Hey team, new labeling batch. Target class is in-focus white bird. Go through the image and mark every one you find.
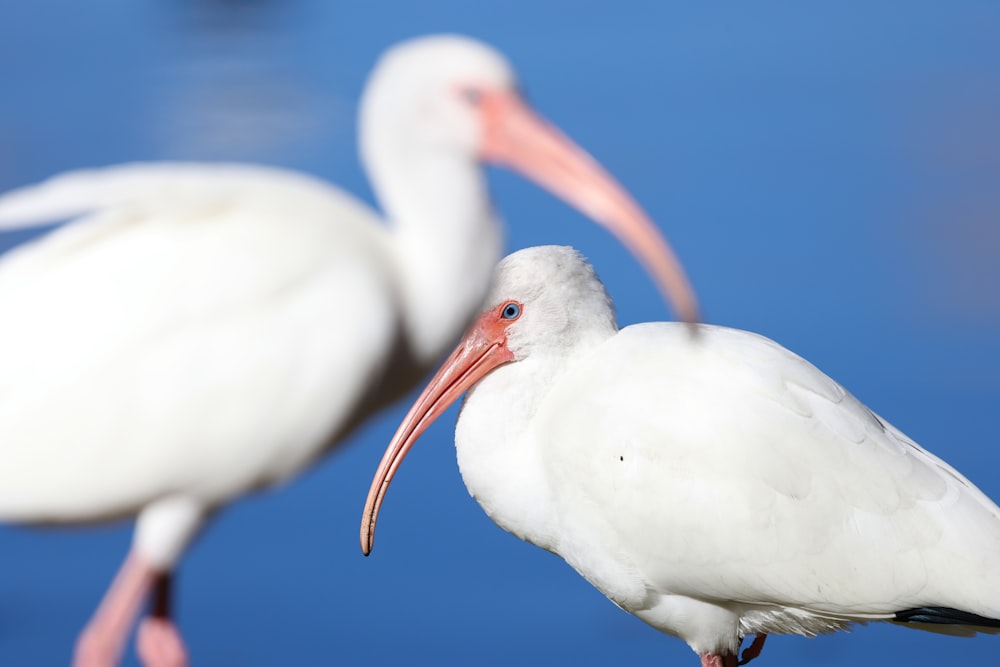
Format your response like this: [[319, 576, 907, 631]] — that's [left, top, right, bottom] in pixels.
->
[[0, 37, 699, 667], [362, 245, 1000, 667]]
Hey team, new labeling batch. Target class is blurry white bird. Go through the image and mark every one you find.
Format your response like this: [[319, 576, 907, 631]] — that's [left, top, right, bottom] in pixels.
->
[[0, 36, 699, 667], [362, 245, 1000, 667]]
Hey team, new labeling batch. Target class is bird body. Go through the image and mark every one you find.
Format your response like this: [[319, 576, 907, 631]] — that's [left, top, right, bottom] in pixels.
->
[[0, 165, 399, 529], [0, 35, 698, 666], [363, 245, 1000, 666], [463, 321, 1000, 650]]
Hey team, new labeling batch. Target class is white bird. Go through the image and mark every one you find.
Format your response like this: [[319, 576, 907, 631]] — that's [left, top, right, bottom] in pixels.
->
[[0, 37, 699, 667], [362, 245, 1000, 667]]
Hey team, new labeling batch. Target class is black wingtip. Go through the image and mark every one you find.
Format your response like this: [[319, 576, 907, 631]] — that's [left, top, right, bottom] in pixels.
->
[[894, 607, 1000, 628]]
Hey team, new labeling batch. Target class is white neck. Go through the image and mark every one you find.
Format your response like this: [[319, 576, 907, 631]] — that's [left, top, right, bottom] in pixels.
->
[[368, 148, 503, 365]]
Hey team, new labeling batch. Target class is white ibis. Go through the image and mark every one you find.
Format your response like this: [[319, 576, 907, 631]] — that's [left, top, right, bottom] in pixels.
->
[[0, 36, 698, 667], [361, 245, 1000, 667]]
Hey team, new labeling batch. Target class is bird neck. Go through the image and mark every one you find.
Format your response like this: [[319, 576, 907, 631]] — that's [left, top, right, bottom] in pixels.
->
[[453, 353, 579, 552], [373, 152, 503, 365]]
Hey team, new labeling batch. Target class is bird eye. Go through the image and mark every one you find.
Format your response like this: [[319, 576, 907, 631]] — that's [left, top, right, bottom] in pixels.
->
[[460, 87, 483, 105], [501, 302, 521, 320]]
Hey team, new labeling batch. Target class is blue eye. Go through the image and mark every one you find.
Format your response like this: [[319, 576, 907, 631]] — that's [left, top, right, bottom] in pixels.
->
[[501, 302, 521, 320]]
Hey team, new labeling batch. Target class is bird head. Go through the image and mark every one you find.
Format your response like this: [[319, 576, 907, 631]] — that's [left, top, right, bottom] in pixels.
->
[[359, 34, 699, 326], [359, 246, 618, 555]]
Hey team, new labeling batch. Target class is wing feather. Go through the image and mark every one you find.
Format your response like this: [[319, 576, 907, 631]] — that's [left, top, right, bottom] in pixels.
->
[[540, 323, 1000, 622], [0, 164, 398, 522]]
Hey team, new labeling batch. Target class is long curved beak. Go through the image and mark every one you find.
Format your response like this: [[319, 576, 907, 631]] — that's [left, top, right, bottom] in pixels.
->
[[360, 312, 513, 556], [479, 91, 699, 325]]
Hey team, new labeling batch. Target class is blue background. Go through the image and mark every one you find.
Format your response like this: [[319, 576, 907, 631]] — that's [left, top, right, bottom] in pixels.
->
[[1, 2, 998, 665]]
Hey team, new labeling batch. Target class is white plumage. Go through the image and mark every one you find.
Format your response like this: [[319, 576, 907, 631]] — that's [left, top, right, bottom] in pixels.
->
[[362, 245, 1000, 667], [0, 34, 697, 667], [0, 165, 393, 526]]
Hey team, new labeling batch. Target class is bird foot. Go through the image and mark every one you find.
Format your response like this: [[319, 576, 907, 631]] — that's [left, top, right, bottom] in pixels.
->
[[137, 617, 189, 667], [700, 653, 737, 667]]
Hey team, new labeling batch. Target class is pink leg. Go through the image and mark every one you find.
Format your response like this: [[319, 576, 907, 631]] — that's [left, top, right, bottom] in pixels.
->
[[137, 620, 188, 667], [74, 551, 156, 667], [738, 634, 767, 665], [136, 573, 188, 667], [700, 633, 769, 667]]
